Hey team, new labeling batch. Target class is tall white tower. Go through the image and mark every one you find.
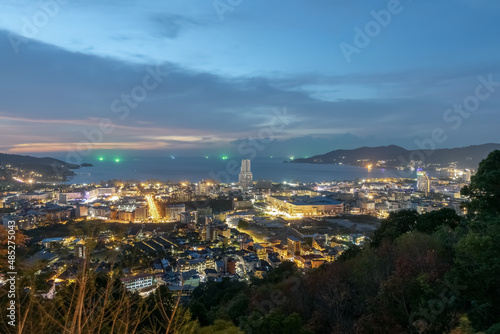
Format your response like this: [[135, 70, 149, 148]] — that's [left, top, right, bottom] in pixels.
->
[[417, 170, 430, 196], [239, 159, 253, 188]]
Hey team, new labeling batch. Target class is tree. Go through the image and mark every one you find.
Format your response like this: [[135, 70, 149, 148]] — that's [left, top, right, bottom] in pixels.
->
[[371, 210, 419, 247], [237, 220, 249, 230], [450, 151, 500, 331], [416, 208, 461, 234], [461, 150, 500, 216], [196, 319, 243, 334], [450, 219, 500, 331]]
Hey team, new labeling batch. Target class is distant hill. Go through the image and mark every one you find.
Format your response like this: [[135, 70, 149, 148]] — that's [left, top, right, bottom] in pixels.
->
[[0, 153, 80, 182], [292, 143, 500, 169]]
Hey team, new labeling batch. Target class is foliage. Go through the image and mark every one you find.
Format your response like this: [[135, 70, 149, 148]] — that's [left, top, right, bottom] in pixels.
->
[[461, 150, 500, 216], [237, 220, 249, 230], [196, 320, 243, 334], [370, 209, 419, 247]]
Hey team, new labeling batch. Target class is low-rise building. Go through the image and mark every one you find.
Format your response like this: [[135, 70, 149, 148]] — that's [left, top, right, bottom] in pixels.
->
[[120, 274, 155, 292]]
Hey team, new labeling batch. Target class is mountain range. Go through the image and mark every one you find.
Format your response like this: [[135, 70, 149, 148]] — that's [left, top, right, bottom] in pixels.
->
[[291, 143, 500, 169]]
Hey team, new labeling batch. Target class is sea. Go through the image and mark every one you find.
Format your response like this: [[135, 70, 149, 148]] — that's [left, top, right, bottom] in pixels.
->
[[60, 156, 414, 185]]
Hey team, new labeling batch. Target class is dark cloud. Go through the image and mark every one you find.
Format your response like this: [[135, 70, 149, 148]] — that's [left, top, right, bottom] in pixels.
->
[[0, 27, 499, 155]]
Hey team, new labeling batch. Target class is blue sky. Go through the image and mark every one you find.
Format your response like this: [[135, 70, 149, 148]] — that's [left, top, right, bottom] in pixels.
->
[[0, 0, 499, 159]]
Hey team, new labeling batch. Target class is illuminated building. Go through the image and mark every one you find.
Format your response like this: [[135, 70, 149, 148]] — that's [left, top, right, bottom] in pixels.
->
[[196, 180, 213, 196], [120, 274, 155, 292], [74, 244, 86, 259], [165, 204, 185, 221], [238, 159, 253, 188], [118, 211, 134, 221], [417, 170, 431, 196], [268, 196, 344, 216], [134, 206, 148, 220], [287, 236, 302, 256], [18, 193, 50, 201]]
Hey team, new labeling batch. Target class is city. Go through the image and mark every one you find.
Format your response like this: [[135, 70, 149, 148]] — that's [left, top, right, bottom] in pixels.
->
[[1, 1, 500, 333], [1, 159, 474, 296]]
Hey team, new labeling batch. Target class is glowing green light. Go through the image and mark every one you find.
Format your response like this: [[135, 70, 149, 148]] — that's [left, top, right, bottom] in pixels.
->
[[221, 156, 228, 160], [290, 156, 294, 161], [115, 158, 121, 163], [98, 157, 104, 161], [205, 156, 209, 159]]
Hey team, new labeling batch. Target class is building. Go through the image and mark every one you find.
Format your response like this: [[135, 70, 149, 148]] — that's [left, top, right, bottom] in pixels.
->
[[226, 258, 236, 275], [58, 191, 84, 203], [238, 159, 253, 188], [134, 206, 148, 220], [203, 224, 219, 242], [98, 187, 116, 196], [76, 206, 88, 218], [120, 274, 155, 292], [119, 211, 134, 221], [18, 193, 50, 201], [196, 180, 213, 196], [268, 196, 344, 216], [3, 214, 37, 230], [74, 244, 86, 259], [417, 170, 431, 196], [165, 204, 185, 221], [287, 236, 301, 256], [195, 207, 212, 224], [233, 198, 253, 210]]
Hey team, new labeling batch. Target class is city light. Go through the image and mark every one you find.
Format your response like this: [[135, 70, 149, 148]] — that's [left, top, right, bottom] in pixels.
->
[[145, 194, 161, 219], [99, 157, 104, 161], [115, 158, 121, 163]]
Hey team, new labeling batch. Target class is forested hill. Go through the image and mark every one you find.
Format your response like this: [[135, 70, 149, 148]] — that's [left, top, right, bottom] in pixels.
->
[[0, 153, 79, 182], [0, 153, 78, 168], [292, 143, 500, 168]]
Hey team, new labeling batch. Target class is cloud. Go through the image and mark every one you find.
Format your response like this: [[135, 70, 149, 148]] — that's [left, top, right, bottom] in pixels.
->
[[151, 14, 198, 39], [8, 142, 169, 153], [0, 2, 499, 157]]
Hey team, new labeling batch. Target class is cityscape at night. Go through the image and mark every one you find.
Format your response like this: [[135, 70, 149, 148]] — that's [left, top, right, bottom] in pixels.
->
[[1, 1, 500, 333]]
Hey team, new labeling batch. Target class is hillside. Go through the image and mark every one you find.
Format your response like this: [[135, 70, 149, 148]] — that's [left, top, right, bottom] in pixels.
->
[[292, 143, 500, 169], [0, 153, 79, 183]]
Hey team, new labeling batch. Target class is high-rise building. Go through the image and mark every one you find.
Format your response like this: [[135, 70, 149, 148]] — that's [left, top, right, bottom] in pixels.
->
[[417, 170, 430, 196], [287, 236, 301, 257], [239, 159, 253, 188], [464, 169, 472, 182]]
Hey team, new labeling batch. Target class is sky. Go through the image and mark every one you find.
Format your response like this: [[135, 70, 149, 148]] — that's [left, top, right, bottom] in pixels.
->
[[0, 0, 499, 160]]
